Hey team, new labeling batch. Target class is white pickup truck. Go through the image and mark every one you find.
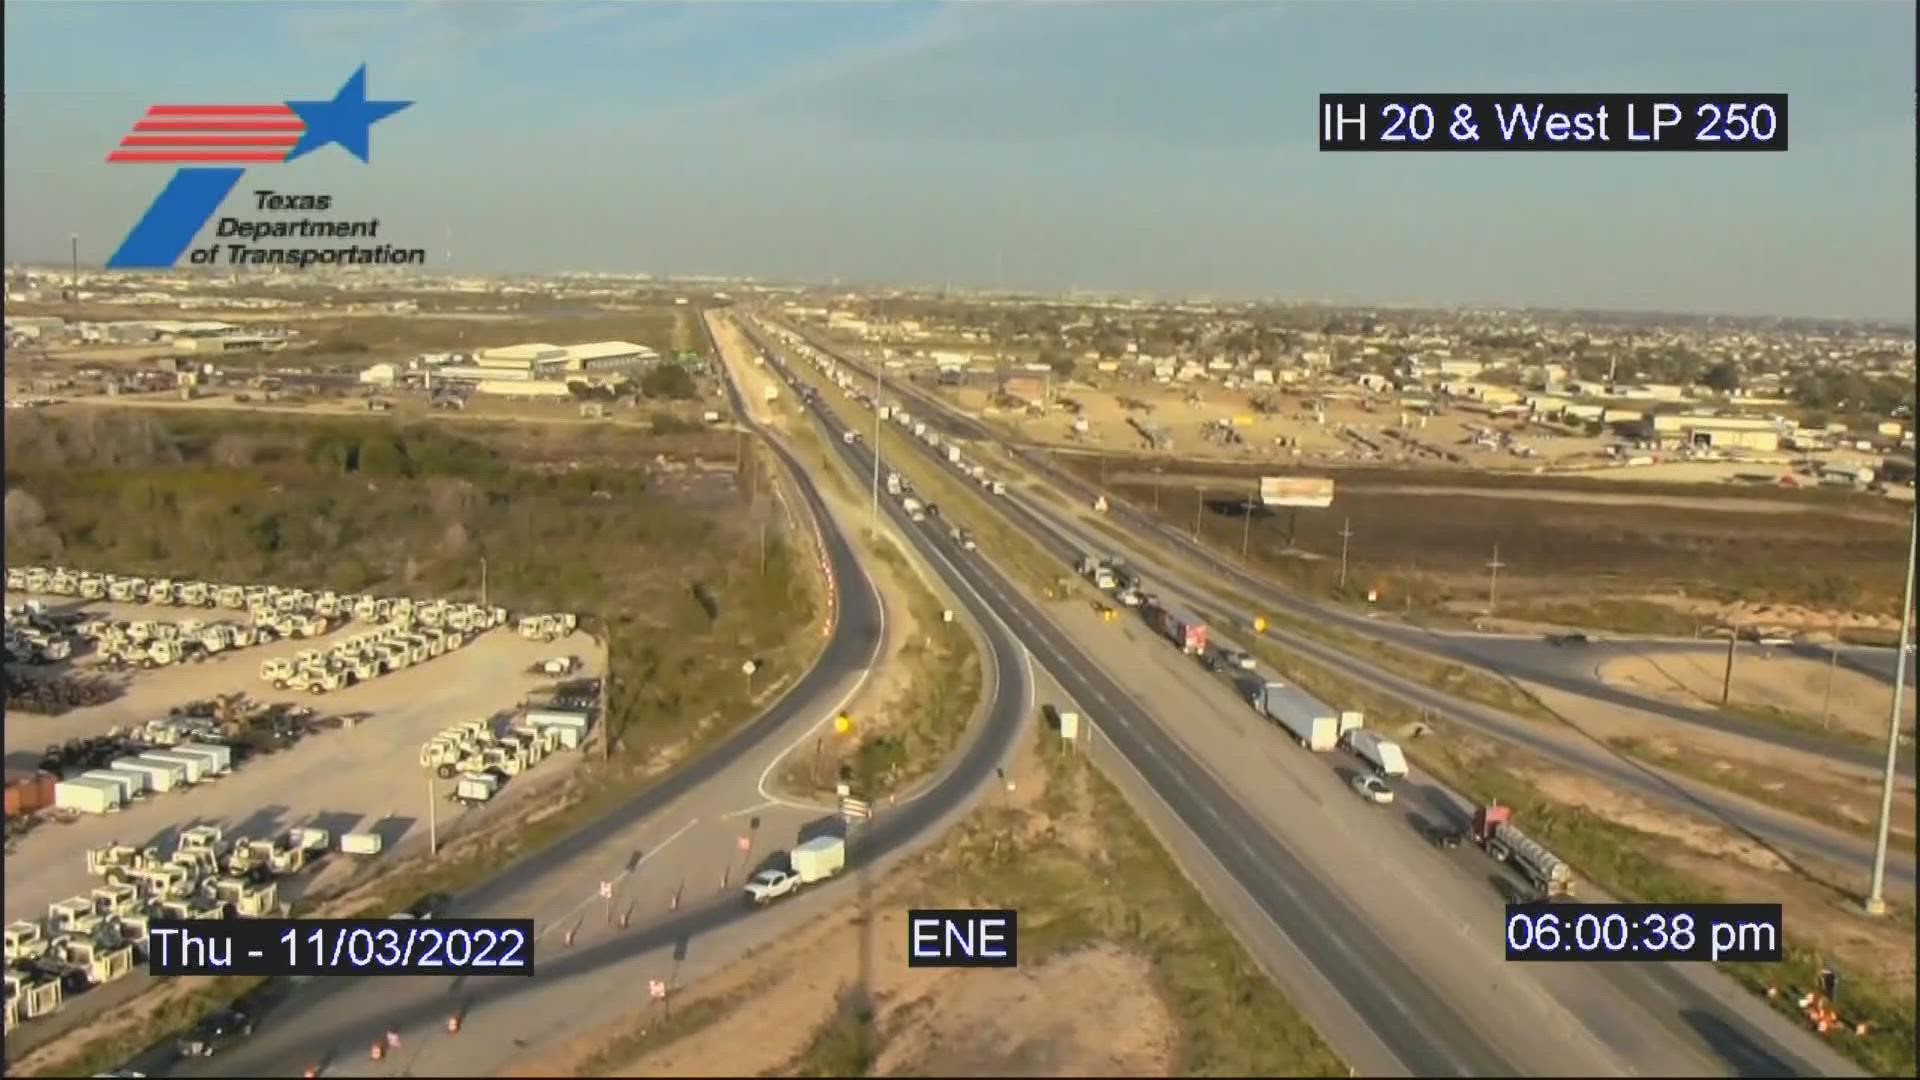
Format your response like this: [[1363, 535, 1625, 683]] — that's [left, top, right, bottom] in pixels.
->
[[744, 836, 845, 905]]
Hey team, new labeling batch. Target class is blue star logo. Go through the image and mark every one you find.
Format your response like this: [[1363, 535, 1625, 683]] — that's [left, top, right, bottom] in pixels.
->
[[283, 65, 412, 164]]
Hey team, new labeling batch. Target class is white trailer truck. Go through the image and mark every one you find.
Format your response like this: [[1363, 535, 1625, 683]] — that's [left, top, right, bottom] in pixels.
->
[[1344, 729, 1409, 778], [1257, 682, 1339, 751]]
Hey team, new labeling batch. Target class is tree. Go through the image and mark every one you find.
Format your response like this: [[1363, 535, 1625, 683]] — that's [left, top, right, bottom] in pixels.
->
[[1702, 362, 1741, 393], [641, 364, 696, 400]]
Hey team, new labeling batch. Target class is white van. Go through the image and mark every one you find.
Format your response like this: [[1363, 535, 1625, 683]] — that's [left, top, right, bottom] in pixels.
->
[[1345, 729, 1408, 779]]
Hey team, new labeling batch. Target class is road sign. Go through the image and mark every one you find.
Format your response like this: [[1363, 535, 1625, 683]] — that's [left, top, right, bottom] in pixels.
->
[[649, 979, 667, 1000], [834, 713, 852, 734], [599, 881, 613, 900], [1253, 616, 1269, 634], [741, 659, 758, 675], [737, 834, 751, 853], [840, 796, 872, 821]]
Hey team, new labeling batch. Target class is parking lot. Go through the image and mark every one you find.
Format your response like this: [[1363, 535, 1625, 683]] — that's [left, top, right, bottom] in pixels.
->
[[4, 592, 602, 927]]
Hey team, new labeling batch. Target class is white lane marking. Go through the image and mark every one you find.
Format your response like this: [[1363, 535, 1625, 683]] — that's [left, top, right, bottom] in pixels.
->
[[754, 507, 890, 809], [718, 799, 779, 821], [537, 816, 701, 940]]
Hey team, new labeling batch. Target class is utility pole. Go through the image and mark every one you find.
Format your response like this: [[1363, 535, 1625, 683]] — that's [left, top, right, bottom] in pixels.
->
[[69, 234, 80, 322], [480, 556, 488, 610], [1721, 626, 1738, 706], [1821, 624, 1839, 730], [1193, 487, 1206, 543], [1338, 517, 1355, 590], [1484, 544, 1505, 615], [1865, 505, 1917, 917], [427, 777, 438, 857], [1240, 499, 1254, 558], [759, 521, 768, 576], [601, 623, 613, 764], [870, 366, 884, 529]]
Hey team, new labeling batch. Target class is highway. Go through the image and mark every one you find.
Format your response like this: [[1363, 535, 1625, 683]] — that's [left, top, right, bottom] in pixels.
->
[[778, 317, 1911, 779], [111, 312, 1040, 1078], [770, 319, 1914, 885], [744, 318, 1865, 1078]]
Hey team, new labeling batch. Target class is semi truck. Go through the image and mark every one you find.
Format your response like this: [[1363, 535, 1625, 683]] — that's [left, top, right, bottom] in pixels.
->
[[744, 835, 845, 905], [1143, 600, 1208, 655], [1460, 803, 1574, 898], [1343, 729, 1408, 778], [1256, 681, 1339, 751]]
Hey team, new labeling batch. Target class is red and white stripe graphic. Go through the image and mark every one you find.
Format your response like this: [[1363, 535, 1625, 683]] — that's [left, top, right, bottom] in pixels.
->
[[108, 104, 305, 164]]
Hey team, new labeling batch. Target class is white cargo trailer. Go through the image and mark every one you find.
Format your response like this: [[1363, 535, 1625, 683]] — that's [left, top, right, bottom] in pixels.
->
[[54, 778, 124, 814], [1258, 682, 1339, 751], [1338, 711, 1365, 739], [112, 758, 178, 793], [138, 750, 207, 785], [80, 768, 147, 801], [174, 741, 234, 774], [1344, 729, 1409, 778]]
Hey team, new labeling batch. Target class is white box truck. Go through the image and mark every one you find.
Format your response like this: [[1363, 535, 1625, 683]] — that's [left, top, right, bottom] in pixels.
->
[[1337, 711, 1365, 739], [1258, 682, 1339, 751], [1345, 729, 1409, 779], [744, 835, 846, 905], [55, 778, 123, 815], [947, 445, 963, 465], [138, 750, 206, 785]]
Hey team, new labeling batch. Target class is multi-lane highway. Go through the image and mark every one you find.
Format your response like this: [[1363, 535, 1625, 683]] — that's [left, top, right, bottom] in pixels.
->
[[745, 316, 1864, 1078], [106, 312, 1040, 1078], [779, 316, 1910, 779]]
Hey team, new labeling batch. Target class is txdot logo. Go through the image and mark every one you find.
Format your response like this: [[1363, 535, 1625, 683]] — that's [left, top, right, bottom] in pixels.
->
[[106, 65, 422, 271]]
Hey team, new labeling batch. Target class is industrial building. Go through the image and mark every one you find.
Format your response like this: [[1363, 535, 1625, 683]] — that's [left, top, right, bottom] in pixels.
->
[[475, 343, 573, 379], [562, 341, 657, 373], [173, 333, 285, 355], [1641, 413, 1783, 452]]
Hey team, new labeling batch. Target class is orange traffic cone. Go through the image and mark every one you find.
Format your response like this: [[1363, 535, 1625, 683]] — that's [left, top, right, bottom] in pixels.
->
[[447, 1014, 461, 1034]]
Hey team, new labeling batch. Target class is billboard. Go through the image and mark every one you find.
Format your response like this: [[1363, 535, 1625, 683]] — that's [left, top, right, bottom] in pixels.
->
[[1259, 476, 1335, 508]]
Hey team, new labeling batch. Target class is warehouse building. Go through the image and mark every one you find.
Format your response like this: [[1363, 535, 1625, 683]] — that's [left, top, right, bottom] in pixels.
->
[[562, 340, 657, 373], [473, 380, 573, 399], [173, 333, 285, 355], [475, 343, 573, 379], [1641, 413, 1782, 452]]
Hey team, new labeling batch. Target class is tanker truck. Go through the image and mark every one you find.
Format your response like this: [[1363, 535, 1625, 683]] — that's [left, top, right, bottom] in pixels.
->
[[1461, 802, 1574, 899]]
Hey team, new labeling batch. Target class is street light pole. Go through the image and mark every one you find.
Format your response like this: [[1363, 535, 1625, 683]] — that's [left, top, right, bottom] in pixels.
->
[[1821, 624, 1839, 730], [1193, 487, 1206, 543], [1338, 517, 1354, 590], [1865, 504, 1917, 916], [870, 367, 883, 529], [1240, 499, 1254, 558], [1484, 544, 1505, 615]]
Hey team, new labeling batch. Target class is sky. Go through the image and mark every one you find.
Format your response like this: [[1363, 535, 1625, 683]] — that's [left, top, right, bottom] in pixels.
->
[[4, 0, 1914, 321]]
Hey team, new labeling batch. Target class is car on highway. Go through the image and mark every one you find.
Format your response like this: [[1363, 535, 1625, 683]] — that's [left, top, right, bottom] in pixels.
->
[[1221, 648, 1256, 670], [949, 527, 977, 550], [1545, 632, 1590, 647], [1350, 774, 1395, 805], [176, 1006, 253, 1058]]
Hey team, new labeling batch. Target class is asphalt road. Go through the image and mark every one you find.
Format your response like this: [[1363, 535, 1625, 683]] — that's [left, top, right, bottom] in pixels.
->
[[772, 318, 1912, 778], [753, 325, 1869, 1077], [110, 317, 1040, 1078]]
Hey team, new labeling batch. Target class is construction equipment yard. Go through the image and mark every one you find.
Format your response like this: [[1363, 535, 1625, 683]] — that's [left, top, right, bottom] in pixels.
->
[[3, 579, 603, 941]]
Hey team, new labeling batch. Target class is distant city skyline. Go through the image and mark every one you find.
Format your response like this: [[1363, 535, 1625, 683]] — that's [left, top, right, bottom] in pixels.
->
[[5, 1, 1915, 322]]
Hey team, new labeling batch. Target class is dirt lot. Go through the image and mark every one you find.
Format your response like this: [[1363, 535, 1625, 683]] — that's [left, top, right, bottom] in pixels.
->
[[1521, 677, 1916, 846], [3, 593, 602, 926], [1599, 651, 1917, 743]]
